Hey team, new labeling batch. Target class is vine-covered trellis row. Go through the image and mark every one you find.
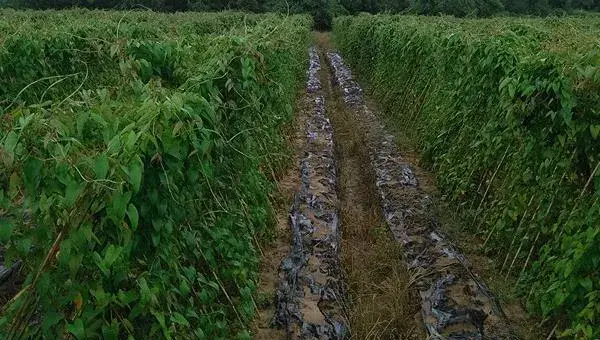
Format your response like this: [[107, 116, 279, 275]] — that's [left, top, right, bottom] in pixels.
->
[[0, 11, 311, 339], [333, 14, 600, 338]]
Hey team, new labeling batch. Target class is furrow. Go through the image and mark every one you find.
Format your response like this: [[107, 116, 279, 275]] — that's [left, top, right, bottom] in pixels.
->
[[272, 47, 347, 339], [326, 51, 511, 340]]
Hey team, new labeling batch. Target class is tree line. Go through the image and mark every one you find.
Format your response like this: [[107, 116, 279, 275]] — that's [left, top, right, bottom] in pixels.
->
[[2, 0, 600, 28]]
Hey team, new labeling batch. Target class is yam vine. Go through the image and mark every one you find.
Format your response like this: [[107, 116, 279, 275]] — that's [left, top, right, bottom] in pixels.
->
[[0, 10, 310, 339], [333, 14, 600, 338]]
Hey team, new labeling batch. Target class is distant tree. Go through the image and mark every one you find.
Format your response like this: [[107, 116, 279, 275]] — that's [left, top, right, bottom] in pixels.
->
[[2, 0, 600, 18], [164, 0, 187, 10], [476, 0, 504, 15], [502, 0, 529, 12], [377, 0, 410, 12], [437, 0, 478, 16]]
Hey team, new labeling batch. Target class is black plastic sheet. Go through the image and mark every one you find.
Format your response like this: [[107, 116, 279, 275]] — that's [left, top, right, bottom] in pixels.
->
[[327, 51, 511, 340], [272, 48, 348, 339]]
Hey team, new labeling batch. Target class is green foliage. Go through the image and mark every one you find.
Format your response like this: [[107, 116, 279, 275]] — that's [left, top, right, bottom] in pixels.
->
[[334, 14, 600, 338], [3, 0, 600, 18], [0, 9, 310, 338]]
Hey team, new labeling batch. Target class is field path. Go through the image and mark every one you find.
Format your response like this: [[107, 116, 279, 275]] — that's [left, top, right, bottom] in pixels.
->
[[323, 43, 511, 339], [256, 37, 513, 339]]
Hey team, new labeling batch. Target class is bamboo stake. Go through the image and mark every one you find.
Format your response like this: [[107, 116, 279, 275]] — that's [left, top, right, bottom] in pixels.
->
[[506, 199, 542, 278], [472, 145, 511, 226], [558, 158, 600, 238], [516, 154, 572, 283], [516, 230, 540, 283], [501, 194, 534, 272]]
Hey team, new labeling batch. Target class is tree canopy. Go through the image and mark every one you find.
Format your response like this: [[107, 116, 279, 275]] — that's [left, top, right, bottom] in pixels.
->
[[3, 0, 600, 23]]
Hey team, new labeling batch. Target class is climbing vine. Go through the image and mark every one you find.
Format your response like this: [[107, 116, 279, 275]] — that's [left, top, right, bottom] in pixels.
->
[[0, 10, 310, 338], [334, 14, 600, 338]]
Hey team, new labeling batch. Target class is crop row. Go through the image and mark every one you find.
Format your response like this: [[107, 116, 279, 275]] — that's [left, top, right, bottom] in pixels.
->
[[333, 14, 600, 338], [0, 10, 310, 338]]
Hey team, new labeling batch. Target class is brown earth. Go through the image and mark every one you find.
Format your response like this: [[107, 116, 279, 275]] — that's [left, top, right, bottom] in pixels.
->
[[253, 32, 548, 339], [251, 86, 311, 340]]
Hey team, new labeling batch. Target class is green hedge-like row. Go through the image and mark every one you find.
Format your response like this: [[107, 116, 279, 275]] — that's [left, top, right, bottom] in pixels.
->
[[334, 14, 600, 338], [0, 9, 289, 105], [0, 11, 310, 339]]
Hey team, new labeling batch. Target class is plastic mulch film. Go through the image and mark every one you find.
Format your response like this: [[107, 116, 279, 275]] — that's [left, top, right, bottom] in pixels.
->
[[272, 48, 348, 339], [327, 51, 511, 340]]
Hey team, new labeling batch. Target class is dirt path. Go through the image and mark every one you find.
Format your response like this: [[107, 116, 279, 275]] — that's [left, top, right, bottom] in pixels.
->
[[251, 88, 307, 340], [254, 34, 525, 339], [315, 36, 425, 340], [255, 47, 347, 339]]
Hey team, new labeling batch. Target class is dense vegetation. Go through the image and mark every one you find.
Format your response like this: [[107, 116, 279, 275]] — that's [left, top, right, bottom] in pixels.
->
[[333, 14, 600, 338], [3, 0, 600, 18], [0, 9, 310, 338]]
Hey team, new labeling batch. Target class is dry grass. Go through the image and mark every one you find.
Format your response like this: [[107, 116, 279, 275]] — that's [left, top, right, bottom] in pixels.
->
[[334, 132, 423, 340], [341, 208, 422, 340], [316, 37, 424, 338]]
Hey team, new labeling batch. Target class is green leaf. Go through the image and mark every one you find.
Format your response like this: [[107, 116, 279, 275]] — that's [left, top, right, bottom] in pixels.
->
[[127, 204, 139, 231], [171, 312, 190, 326], [151, 233, 160, 247], [179, 279, 191, 296], [125, 130, 137, 151], [2, 131, 18, 167], [23, 158, 42, 194], [104, 245, 122, 268], [117, 289, 138, 305], [110, 44, 119, 58], [0, 220, 14, 243], [102, 320, 119, 340], [94, 153, 109, 180], [508, 82, 516, 98], [172, 122, 184, 136], [128, 160, 143, 192], [108, 134, 121, 153], [4, 131, 18, 152], [590, 125, 600, 139], [94, 252, 109, 277], [64, 180, 86, 208], [152, 310, 170, 339], [139, 278, 151, 303], [67, 319, 85, 339], [17, 237, 32, 255], [580, 277, 593, 291], [42, 311, 63, 333], [108, 191, 132, 225], [68, 254, 83, 277]]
